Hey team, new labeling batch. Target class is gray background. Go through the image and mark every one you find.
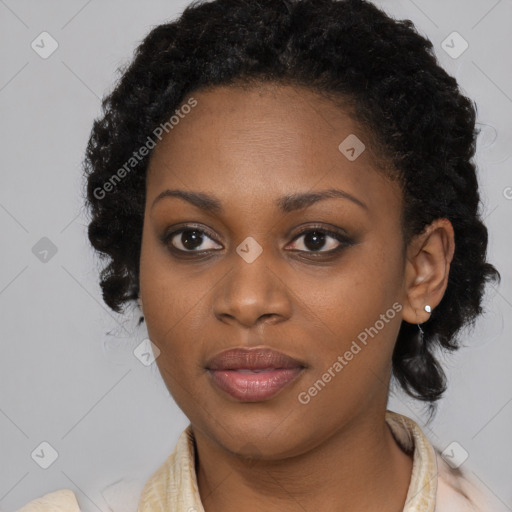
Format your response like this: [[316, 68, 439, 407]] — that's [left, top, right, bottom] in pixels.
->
[[0, 1, 511, 511]]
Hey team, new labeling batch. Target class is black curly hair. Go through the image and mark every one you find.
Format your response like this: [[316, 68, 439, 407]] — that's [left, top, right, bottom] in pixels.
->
[[82, 0, 500, 412]]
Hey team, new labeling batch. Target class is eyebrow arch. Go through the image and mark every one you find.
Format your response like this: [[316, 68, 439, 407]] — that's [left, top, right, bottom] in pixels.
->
[[150, 188, 368, 214]]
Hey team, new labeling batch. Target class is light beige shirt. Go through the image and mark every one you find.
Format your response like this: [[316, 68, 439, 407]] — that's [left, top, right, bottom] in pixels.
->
[[16, 411, 509, 511]]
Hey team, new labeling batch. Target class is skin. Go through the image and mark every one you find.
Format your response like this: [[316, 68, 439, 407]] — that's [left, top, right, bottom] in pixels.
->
[[138, 83, 455, 512]]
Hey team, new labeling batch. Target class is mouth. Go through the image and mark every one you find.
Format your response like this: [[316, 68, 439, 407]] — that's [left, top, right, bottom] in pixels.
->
[[207, 367, 304, 402], [205, 347, 306, 402]]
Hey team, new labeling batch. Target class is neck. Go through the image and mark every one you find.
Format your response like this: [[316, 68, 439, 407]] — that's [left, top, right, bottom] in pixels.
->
[[193, 408, 413, 512]]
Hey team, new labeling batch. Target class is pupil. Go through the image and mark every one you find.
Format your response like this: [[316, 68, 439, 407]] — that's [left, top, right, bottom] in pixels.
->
[[182, 230, 203, 250], [304, 230, 325, 251]]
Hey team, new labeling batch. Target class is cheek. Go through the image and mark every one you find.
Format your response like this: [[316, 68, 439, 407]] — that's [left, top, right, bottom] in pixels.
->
[[292, 238, 403, 376], [140, 258, 209, 408], [300, 241, 401, 327], [139, 238, 203, 356], [345, 231, 404, 307]]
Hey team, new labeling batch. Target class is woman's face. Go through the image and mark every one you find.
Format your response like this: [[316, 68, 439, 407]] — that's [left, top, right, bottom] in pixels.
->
[[139, 83, 410, 458]]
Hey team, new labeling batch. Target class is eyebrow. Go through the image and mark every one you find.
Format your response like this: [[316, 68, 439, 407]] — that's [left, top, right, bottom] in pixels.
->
[[150, 188, 368, 214]]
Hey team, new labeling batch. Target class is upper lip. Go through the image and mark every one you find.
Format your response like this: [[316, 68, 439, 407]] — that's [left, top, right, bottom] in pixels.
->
[[206, 347, 306, 371]]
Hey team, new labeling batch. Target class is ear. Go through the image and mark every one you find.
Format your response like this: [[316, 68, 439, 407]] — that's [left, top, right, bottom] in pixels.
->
[[401, 218, 455, 324]]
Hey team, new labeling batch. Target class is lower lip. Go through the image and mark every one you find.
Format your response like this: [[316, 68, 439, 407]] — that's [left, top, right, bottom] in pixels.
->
[[208, 368, 304, 402]]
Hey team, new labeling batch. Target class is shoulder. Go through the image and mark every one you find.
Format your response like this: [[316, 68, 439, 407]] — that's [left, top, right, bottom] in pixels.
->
[[16, 489, 81, 512], [434, 451, 509, 512], [17, 478, 145, 512], [385, 411, 509, 512]]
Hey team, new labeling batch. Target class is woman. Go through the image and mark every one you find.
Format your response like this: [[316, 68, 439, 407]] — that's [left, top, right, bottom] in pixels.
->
[[18, 0, 508, 510]]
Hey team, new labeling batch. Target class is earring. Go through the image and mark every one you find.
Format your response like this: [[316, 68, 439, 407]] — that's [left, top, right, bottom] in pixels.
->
[[418, 304, 431, 339]]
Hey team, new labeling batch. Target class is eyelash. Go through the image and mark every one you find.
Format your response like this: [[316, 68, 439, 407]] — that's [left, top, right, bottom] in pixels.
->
[[160, 223, 354, 259]]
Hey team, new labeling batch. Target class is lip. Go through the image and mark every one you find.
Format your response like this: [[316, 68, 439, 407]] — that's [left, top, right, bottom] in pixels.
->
[[206, 347, 306, 402]]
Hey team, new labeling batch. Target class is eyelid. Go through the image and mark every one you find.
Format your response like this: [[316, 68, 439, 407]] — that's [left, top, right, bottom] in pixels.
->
[[289, 223, 350, 241]]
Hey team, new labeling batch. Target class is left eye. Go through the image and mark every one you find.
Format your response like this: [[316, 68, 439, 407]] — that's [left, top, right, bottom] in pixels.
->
[[287, 229, 348, 253]]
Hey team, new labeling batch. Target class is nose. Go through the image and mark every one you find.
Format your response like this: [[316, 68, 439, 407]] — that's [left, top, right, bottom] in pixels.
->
[[212, 247, 293, 328]]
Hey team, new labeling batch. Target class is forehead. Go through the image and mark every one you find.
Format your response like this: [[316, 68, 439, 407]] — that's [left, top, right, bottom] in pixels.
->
[[146, 83, 401, 220]]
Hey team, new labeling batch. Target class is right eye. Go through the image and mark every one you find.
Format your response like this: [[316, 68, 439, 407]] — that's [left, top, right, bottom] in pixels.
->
[[163, 227, 223, 253]]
